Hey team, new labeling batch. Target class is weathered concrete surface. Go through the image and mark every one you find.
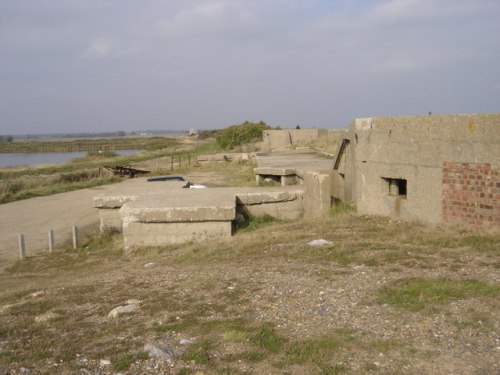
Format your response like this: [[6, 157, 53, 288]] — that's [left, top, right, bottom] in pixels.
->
[[111, 186, 306, 250], [254, 167, 298, 186], [237, 189, 305, 220], [255, 151, 334, 170], [94, 180, 186, 231], [303, 171, 333, 219], [121, 189, 236, 223], [122, 221, 233, 250], [338, 114, 500, 226], [262, 129, 344, 151]]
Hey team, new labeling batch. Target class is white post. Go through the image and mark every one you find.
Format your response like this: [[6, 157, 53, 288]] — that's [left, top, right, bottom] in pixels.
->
[[18, 234, 26, 259], [72, 226, 78, 249], [48, 230, 54, 253]]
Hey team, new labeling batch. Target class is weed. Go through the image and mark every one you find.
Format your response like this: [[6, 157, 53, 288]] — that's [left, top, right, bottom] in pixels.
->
[[181, 340, 213, 364], [114, 354, 134, 371], [377, 277, 500, 311], [329, 200, 354, 216], [250, 323, 285, 353], [283, 330, 355, 365]]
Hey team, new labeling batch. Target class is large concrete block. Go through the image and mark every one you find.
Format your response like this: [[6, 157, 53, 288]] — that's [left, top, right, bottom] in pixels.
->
[[303, 171, 332, 219], [122, 221, 232, 251]]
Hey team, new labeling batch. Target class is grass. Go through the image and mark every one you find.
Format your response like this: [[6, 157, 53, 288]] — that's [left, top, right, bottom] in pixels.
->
[[0, 136, 222, 203], [0, 171, 498, 374], [250, 323, 285, 353], [377, 277, 500, 311], [283, 329, 355, 365]]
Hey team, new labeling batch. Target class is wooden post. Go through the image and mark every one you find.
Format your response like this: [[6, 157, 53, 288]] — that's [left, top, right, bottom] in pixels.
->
[[48, 230, 54, 253], [72, 226, 78, 249], [188, 155, 191, 165], [18, 234, 26, 259], [170, 155, 174, 171], [178, 155, 181, 167]]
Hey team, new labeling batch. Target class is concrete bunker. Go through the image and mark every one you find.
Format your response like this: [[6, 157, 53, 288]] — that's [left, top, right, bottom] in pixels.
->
[[332, 113, 500, 228]]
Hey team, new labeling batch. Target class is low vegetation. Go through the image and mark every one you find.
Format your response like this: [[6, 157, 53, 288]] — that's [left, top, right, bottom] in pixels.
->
[[0, 136, 178, 153], [0, 131, 498, 374], [0, 136, 226, 204], [0, 207, 498, 374], [216, 121, 272, 150]]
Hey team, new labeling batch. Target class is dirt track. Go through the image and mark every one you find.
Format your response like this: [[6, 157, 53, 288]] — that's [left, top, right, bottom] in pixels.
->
[[0, 179, 146, 264]]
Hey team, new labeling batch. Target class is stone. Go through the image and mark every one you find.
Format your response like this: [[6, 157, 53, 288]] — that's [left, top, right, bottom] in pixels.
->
[[144, 262, 155, 268], [35, 311, 62, 323], [107, 301, 140, 318], [179, 338, 193, 345], [143, 343, 176, 360], [307, 239, 333, 247], [30, 291, 46, 298], [99, 359, 111, 366]]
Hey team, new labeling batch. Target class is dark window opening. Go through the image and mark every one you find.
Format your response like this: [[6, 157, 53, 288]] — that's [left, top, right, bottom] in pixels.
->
[[383, 177, 407, 197]]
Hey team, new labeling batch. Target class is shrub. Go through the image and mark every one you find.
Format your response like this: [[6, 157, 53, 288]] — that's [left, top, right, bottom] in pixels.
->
[[216, 121, 271, 150]]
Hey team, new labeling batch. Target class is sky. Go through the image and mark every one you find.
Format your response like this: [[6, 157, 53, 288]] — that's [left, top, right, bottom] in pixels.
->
[[0, 0, 499, 134]]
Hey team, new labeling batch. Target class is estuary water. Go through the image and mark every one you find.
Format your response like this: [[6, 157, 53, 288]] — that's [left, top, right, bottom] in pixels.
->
[[0, 150, 144, 168]]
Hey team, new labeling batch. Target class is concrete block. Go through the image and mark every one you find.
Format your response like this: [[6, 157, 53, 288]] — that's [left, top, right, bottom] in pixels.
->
[[303, 171, 333, 219], [122, 221, 232, 251]]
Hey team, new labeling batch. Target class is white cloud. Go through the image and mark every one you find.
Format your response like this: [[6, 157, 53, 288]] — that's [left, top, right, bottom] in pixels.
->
[[84, 38, 114, 58], [153, 1, 256, 39]]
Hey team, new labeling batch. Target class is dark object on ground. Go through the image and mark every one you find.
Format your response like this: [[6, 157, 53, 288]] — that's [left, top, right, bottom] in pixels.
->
[[147, 176, 185, 182], [104, 165, 150, 178]]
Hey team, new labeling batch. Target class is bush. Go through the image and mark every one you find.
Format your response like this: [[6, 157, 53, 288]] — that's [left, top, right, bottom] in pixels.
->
[[216, 121, 271, 150], [198, 129, 219, 140]]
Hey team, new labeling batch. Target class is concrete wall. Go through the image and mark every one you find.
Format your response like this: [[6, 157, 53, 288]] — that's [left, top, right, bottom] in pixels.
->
[[302, 171, 333, 219], [262, 129, 344, 151], [341, 114, 500, 227]]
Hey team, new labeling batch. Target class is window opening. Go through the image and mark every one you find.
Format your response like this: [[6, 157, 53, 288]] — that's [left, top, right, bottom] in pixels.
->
[[383, 177, 407, 197]]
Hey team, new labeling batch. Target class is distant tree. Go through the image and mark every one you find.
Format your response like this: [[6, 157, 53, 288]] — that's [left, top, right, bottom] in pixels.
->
[[115, 131, 126, 137], [0, 135, 13, 142]]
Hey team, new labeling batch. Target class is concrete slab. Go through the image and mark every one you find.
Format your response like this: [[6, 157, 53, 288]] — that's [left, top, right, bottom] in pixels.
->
[[121, 189, 237, 223]]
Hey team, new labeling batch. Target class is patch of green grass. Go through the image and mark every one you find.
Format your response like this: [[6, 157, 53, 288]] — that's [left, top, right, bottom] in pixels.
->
[[378, 277, 500, 311], [153, 319, 195, 333], [114, 354, 134, 371], [309, 247, 357, 265], [180, 340, 213, 364], [329, 201, 354, 216], [250, 323, 285, 353], [283, 329, 355, 365]]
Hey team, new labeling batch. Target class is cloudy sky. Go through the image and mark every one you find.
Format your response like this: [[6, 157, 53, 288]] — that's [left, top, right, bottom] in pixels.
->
[[0, 0, 499, 134]]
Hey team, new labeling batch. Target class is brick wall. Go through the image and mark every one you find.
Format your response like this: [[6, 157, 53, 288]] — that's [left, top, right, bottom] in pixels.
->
[[442, 162, 499, 228]]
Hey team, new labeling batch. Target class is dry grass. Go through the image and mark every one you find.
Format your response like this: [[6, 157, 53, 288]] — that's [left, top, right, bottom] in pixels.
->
[[0, 208, 498, 374]]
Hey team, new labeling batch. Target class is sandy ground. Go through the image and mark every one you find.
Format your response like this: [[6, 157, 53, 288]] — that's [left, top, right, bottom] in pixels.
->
[[0, 179, 147, 264]]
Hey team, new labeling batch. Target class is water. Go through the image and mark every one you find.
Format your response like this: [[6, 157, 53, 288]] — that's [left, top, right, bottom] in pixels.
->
[[0, 150, 144, 168]]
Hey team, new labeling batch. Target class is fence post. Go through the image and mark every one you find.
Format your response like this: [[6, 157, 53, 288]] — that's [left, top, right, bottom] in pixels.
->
[[72, 226, 78, 249], [18, 234, 26, 259], [171, 156, 174, 171], [178, 155, 181, 167], [188, 155, 191, 165], [48, 230, 54, 253]]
